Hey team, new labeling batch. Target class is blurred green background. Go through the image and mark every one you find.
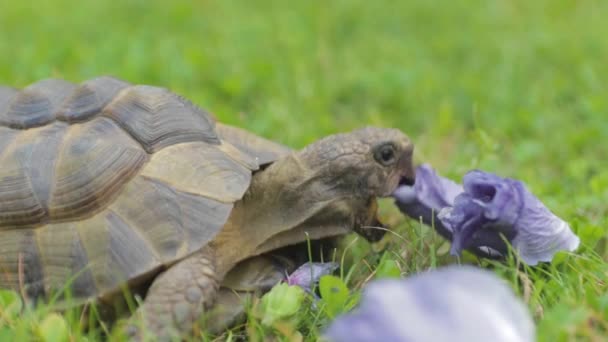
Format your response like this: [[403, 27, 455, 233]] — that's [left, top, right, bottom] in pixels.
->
[[1, 0, 607, 340], [3, 0, 607, 176], [3, 0, 605, 212]]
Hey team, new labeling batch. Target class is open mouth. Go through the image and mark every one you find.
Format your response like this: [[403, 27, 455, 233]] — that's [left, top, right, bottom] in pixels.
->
[[388, 174, 416, 199], [399, 174, 415, 187]]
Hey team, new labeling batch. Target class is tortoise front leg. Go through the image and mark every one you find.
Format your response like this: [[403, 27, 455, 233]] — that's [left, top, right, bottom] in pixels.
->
[[127, 247, 219, 341], [203, 254, 296, 334], [203, 288, 252, 334]]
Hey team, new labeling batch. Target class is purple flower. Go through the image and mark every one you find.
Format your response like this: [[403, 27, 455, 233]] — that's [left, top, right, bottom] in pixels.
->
[[394, 165, 580, 265], [325, 265, 535, 342], [440, 170, 580, 265], [285, 262, 339, 293], [393, 164, 463, 241]]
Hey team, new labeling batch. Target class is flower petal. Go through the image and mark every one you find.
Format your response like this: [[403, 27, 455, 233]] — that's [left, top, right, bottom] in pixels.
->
[[394, 164, 463, 209], [510, 189, 580, 265], [325, 266, 535, 342], [286, 262, 339, 292], [440, 170, 580, 264], [394, 164, 463, 240], [395, 165, 579, 264]]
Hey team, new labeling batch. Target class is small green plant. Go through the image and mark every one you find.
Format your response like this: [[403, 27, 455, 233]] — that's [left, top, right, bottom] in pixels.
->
[[375, 253, 402, 279], [0, 289, 22, 321], [259, 283, 306, 327], [0, 0, 607, 340], [37, 313, 69, 342], [318, 276, 350, 319]]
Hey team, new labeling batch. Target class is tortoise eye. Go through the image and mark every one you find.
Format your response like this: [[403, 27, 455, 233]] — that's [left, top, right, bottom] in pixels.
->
[[374, 144, 397, 166]]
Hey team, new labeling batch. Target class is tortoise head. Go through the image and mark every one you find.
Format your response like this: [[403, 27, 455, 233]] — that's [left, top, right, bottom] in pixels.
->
[[301, 127, 415, 198], [296, 127, 415, 242], [242, 127, 415, 257]]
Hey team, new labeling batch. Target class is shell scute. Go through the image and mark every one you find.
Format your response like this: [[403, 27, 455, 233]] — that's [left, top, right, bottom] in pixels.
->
[[0, 79, 76, 129], [102, 85, 219, 153], [48, 117, 149, 221], [57, 76, 130, 123], [0, 77, 260, 300]]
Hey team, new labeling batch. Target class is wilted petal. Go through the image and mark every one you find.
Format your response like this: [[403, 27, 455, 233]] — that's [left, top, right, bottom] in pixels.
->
[[286, 262, 339, 292], [394, 165, 502, 258], [510, 188, 581, 265], [394, 164, 462, 209], [394, 164, 579, 264], [325, 266, 535, 342], [440, 170, 580, 265], [394, 164, 463, 239]]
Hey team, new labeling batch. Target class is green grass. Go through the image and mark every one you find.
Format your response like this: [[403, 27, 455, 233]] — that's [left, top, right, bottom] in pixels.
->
[[1, 0, 607, 340]]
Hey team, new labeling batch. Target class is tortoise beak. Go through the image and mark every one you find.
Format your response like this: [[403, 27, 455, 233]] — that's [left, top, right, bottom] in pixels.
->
[[398, 154, 416, 187], [383, 152, 416, 198]]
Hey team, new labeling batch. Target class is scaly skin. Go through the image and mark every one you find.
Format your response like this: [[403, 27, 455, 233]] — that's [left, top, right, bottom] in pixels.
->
[[128, 127, 415, 340], [129, 247, 218, 341]]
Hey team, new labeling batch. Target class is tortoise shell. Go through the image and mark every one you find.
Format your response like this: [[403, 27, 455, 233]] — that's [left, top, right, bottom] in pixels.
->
[[0, 77, 259, 301]]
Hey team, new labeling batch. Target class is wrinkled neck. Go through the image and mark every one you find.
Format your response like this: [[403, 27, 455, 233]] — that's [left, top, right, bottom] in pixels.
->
[[243, 152, 347, 247], [212, 152, 358, 274]]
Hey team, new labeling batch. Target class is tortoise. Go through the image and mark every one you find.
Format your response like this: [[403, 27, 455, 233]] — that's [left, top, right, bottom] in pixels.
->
[[0, 76, 415, 339]]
